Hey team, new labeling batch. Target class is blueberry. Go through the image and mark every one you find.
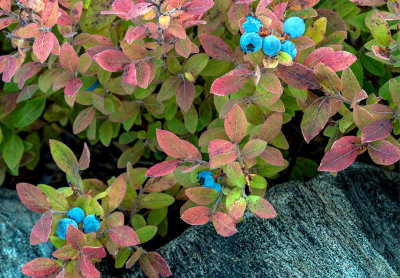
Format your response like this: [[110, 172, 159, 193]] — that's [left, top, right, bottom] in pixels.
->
[[281, 40, 297, 59], [83, 214, 102, 233], [67, 207, 85, 224], [262, 35, 281, 57], [243, 16, 263, 33], [284, 17, 305, 38], [198, 171, 214, 186], [240, 32, 263, 53], [56, 218, 78, 240]]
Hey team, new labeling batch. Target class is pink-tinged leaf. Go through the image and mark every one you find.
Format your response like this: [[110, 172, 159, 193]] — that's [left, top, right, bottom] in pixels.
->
[[70, 1, 83, 25], [80, 255, 100, 278], [274, 2, 288, 19], [33, 32, 54, 63], [73, 107, 95, 134], [303, 47, 335, 68], [176, 79, 195, 112], [65, 77, 82, 97], [125, 25, 147, 43], [208, 139, 237, 169], [144, 175, 176, 193], [353, 105, 376, 129], [52, 245, 79, 260], [127, 3, 153, 19], [289, 0, 320, 11], [41, 0, 59, 28], [259, 146, 285, 166], [82, 246, 107, 259], [78, 142, 90, 170], [228, 2, 249, 31], [258, 113, 282, 142], [109, 226, 140, 246], [2, 56, 16, 82], [57, 8, 72, 26], [139, 255, 159, 278], [108, 174, 127, 212], [183, 0, 214, 15], [148, 252, 172, 277], [181, 206, 211, 225], [60, 42, 78, 72], [185, 187, 219, 205], [228, 198, 246, 221], [349, 0, 384, 5], [175, 37, 192, 58], [111, 0, 135, 19], [212, 212, 238, 237], [318, 136, 361, 172], [368, 140, 400, 166], [156, 129, 201, 160], [210, 69, 252, 96], [145, 160, 181, 177], [318, 51, 357, 72], [16, 183, 51, 213], [0, 16, 14, 30], [301, 97, 330, 143], [66, 225, 86, 250], [0, 0, 11, 11], [362, 119, 393, 143], [291, 36, 315, 50], [51, 33, 60, 55], [126, 248, 143, 268], [21, 258, 61, 277], [86, 46, 119, 59], [30, 210, 52, 244], [93, 50, 129, 72], [246, 195, 277, 219], [167, 20, 186, 39], [372, 45, 391, 60], [199, 34, 234, 61], [136, 62, 151, 89], [242, 139, 267, 159], [276, 63, 320, 90], [225, 105, 247, 143]]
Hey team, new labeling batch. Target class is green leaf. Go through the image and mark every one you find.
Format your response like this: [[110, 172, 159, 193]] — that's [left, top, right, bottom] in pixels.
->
[[49, 140, 78, 176], [115, 248, 131, 269], [226, 162, 245, 188], [14, 97, 46, 128], [249, 175, 267, 189], [80, 0, 116, 34], [3, 133, 24, 170], [136, 225, 158, 244], [184, 53, 209, 77], [147, 208, 168, 226], [131, 214, 147, 230], [38, 184, 69, 212], [99, 120, 113, 147], [369, 11, 391, 47], [138, 193, 175, 209]]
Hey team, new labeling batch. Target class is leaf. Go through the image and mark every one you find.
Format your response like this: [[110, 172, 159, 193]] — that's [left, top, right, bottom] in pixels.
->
[[21, 258, 61, 277], [242, 139, 267, 159], [225, 105, 247, 143], [303, 47, 335, 68], [289, 0, 320, 11], [156, 129, 201, 160], [228, 197, 246, 221], [226, 162, 245, 188], [185, 187, 219, 205], [52, 245, 79, 260], [349, 0, 385, 5], [368, 140, 400, 166], [14, 97, 46, 128], [80, 255, 100, 278], [66, 225, 86, 250], [314, 63, 342, 93], [60, 43, 79, 72], [33, 32, 54, 63], [81, 0, 116, 33], [148, 252, 172, 277], [108, 174, 127, 211], [181, 206, 211, 225], [258, 113, 282, 142], [390, 79, 400, 108], [176, 79, 195, 112], [183, 0, 214, 15], [145, 160, 181, 177], [136, 62, 151, 89], [109, 226, 140, 246], [16, 183, 51, 213], [370, 10, 391, 47], [3, 133, 23, 169], [362, 119, 393, 143], [144, 174, 176, 193], [301, 97, 330, 143], [73, 107, 95, 134], [126, 248, 143, 268], [175, 37, 192, 58], [93, 50, 129, 72], [139, 254, 158, 278], [259, 146, 285, 166], [139, 193, 175, 209], [208, 139, 237, 169], [304, 16, 326, 45], [318, 51, 357, 72], [157, 76, 181, 101], [276, 63, 320, 90], [78, 143, 90, 170], [30, 210, 52, 244], [199, 34, 234, 61], [318, 136, 361, 172], [210, 69, 252, 96], [122, 62, 137, 85], [246, 195, 277, 219], [184, 53, 209, 77], [49, 139, 79, 176], [82, 246, 107, 259], [41, 0, 58, 28], [136, 225, 157, 243], [212, 212, 238, 237], [1, 55, 16, 82], [65, 77, 82, 97]]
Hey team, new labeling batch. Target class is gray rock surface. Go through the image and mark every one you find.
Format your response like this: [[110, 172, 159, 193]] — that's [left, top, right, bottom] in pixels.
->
[[105, 163, 400, 278], [0, 188, 54, 278]]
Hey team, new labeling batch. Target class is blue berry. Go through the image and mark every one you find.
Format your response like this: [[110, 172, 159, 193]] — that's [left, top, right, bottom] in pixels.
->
[[284, 17, 305, 38], [240, 32, 263, 53], [83, 214, 102, 233], [67, 207, 85, 224], [198, 171, 214, 185], [262, 35, 281, 57], [243, 16, 263, 33], [281, 40, 297, 59], [56, 218, 78, 240]]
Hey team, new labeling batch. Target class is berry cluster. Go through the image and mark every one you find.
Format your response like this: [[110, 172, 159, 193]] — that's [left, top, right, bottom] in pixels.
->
[[56, 207, 102, 240], [240, 16, 305, 60], [198, 171, 221, 194]]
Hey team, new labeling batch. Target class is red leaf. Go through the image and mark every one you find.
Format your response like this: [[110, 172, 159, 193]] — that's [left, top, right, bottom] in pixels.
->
[[361, 119, 393, 143], [110, 0, 135, 19], [228, 198, 246, 221], [93, 49, 129, 72], [301, 97, 330, 143], [21, 258, 61, 277], [318, 51, 357, 72], [33, 32, 55, 63], [199, 34, 234, 61], [80, 255, 100, 278], [109, 226, 140, 246], [148, 252, 172, 277], [183, 0, 214, 15], [276, 63, 320, 90], [82, 246, 107, 259], [259, 146, 285, 166], [176, 79, 195, 112], [318, 136, 361, 172], [41, 0, 59, 28], [0, 0, 11, 11], [156, 129, 201, 160], [65, 77, 82, 97], [122, 62, 137, 85], [303, 47, 335, 68], [60, 42, 78, 72], [0, 16, 14, 30], [210, 69, 252, 96], [208, 139, 237, 169], [145, 160, 181, 177], [16, 183, 51, 213], [70, 1, 83, 25], [368, 140, 400, 166], [127, 3, 153, 19], [349, 0, 385, 5], [78, 142, 90, 170], [258, 113, 282, 142], [246, 195, 277, 219], [2, 55, 16, 82], [30, 210, 52, 244], [136, 62, 151, 89], [125, 25, 147, 43], [212, 212, 238, 237], [139, 255, 159, 278], [180, 206, 211, 225], [107, 174, 127, 212], [225, 105, 247, 143], [175, 37, 192, 58], [66, 225, 86, 250]]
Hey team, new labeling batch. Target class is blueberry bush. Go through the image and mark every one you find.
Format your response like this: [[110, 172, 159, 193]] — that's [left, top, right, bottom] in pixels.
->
[[0, 0, 399, 277]]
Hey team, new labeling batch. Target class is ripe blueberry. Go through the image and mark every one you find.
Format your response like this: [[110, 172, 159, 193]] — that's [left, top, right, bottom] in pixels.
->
[[56, 218, 78, 240], [262, 35, 281, 57], [67, 207, 85, 224], [83, 214, 102, 233], [281, 40, 297, 59], [240, 32, 263, 53], [243, 16, 263, 33], [284, 17, 305, 38]]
